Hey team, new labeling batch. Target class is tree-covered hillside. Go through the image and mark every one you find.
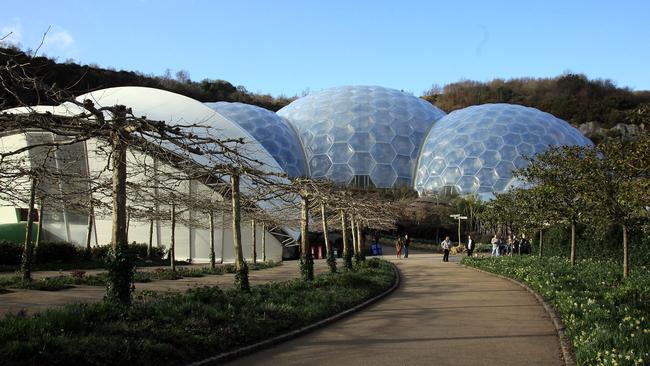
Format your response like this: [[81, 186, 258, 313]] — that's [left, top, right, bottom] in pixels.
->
[[0, 47, 294, 111], [423, 75, 650, 129]]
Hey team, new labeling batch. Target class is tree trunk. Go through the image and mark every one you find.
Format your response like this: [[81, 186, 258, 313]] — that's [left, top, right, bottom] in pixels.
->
[[570, 221, 576, 265], [106, 121, 133, 305], [321, 203, 330, 255], [20, 177, 37, 281], [538, 229, 544, 258], [356, 219, 364, 262], [220, 210, 225, 264], [36, 198, 44, 246], [231, 173, 249, 290], [300, 194, 313, 281], [85, 204, 94, 258], [341, 210, 352, 270], [623, 224, 629, 278], [209, 210, 216, 269], [350, 214, 358, 256], [170, 203, 176, 271], [262, 222, 266, 262], [322, 202, 336, 273], [251, 219, 257, 266], [148, 217, 154, 259]]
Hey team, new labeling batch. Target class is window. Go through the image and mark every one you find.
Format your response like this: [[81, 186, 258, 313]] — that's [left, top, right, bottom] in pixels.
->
[[17, 208, 39, 222]]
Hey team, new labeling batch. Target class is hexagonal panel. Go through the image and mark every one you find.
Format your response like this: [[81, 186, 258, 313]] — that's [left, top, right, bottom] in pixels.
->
[[370, 164, 397, 188], [476, 168, 499, 187], [370, 143, 396, 163], [392, 155, 413, 178], [392, 135, 414, 156], [479, 150, 501, 168], [441, 166, 462, 185], [369, 123, 396, 143], [457, 175, 480, 193], [328, 164, 354, 184], [495, 161, 516, 178], [348, 153, 375, 175], [328, 143, 354, 164], [309, 154, 332, 177], [459, 157, 482, 176]]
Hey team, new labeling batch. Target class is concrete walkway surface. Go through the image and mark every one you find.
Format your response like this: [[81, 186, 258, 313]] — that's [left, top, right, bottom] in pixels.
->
[[226, 252, 563, 366]]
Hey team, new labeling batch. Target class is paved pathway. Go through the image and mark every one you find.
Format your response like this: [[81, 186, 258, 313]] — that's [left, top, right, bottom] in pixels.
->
[[227, 252, 563, 366], [0, 261, 332, 317]]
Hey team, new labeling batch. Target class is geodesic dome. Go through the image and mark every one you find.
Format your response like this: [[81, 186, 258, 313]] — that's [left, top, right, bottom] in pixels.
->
[[277, 86, 446, 188], [414, 103, 593, 199], [205, 102, 307, 178]]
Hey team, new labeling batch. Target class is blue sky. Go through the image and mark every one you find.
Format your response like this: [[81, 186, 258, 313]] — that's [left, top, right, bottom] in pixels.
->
[[2, 0, 649, 97]]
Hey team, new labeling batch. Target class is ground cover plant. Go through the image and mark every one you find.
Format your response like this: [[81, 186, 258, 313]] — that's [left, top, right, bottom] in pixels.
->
[[462, 256, 650, 365], [0, 261, 281, 290], [0, 258, 395, 366]]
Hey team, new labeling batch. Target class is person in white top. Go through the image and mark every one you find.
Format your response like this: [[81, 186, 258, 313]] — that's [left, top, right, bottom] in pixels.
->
[[441, 236, 452, 262], [491, 234, 499, 257], [466, 235, 475, 257]]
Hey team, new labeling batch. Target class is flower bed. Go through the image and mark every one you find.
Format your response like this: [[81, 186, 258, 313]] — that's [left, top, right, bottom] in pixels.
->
[[462, 256, 650, 365]]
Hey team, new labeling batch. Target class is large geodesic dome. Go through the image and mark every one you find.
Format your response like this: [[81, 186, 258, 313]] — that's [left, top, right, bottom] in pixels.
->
[[205, 102, 307, 178], [278, 86, 446, 188], [414, 103, 593, 199]]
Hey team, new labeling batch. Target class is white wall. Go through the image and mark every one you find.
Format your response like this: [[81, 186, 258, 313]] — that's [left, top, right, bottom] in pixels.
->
[[0, 134, 284, 262]]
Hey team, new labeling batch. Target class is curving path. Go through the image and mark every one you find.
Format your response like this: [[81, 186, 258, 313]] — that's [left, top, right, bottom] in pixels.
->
[[226, 252, 563, 366]]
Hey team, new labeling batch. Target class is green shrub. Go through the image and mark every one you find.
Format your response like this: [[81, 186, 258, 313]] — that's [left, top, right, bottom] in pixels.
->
[[92, 243, 166, 262], [34, 242, 81, 263], [0, 241, 22, 265]]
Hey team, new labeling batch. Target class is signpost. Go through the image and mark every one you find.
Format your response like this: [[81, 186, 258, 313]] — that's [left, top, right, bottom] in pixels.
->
[[450, 214, 468, 246]]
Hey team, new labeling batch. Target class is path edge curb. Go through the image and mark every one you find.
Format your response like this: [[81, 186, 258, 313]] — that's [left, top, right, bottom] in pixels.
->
[[188, 262, 401, 366], [462, 264, 576, 366]]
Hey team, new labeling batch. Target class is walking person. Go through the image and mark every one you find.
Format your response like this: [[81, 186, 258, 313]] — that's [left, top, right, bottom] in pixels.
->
[[441, 236, 452, 262], [490, 234, 499, 257], [403, 234, 411, 258], [395, 236, 403, 259], [466, 234, 475, 257]]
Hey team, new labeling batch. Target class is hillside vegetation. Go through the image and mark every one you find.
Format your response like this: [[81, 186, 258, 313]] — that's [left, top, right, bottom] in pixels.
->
[[424, 76, 650, 128]]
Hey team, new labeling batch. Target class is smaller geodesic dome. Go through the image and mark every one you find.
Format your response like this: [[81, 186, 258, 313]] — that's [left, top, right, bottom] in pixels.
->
[[205, 102, 307, 178], [414, 103, 593, 199], [277, 85, 446, 188]]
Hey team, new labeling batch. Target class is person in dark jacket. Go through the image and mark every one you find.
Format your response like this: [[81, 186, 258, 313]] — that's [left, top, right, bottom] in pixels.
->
[[403, 234, 411, 258]]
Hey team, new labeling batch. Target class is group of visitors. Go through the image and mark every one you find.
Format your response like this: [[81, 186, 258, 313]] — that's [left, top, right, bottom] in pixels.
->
[[393, 232, 530, 262], [490, 234, 530, 256], [395, 234, 411, 259]]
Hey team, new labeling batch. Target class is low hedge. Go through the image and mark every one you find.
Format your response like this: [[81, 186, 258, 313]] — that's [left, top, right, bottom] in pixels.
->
[[0, 258, 395, 366], [0, 241, 167, 271], [463, 256, 650, 365], [0, 241, 22, 265]]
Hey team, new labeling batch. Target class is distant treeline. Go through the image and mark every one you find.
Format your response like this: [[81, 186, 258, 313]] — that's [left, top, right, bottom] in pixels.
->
[[424, 75, 650, 128], [0, 47, 294, 111], [3, 46, 649, 128]]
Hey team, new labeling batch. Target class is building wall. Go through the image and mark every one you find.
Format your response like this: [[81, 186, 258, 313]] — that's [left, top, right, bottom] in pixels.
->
[[0, 133, 284, 263]]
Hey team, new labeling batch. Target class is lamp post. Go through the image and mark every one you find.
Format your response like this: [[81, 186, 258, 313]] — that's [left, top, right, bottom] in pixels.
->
[[450, 214, 468, 246]]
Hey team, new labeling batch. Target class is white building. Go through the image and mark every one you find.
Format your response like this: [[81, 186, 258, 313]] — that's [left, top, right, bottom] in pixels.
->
[[0, 87, 299, 263]]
